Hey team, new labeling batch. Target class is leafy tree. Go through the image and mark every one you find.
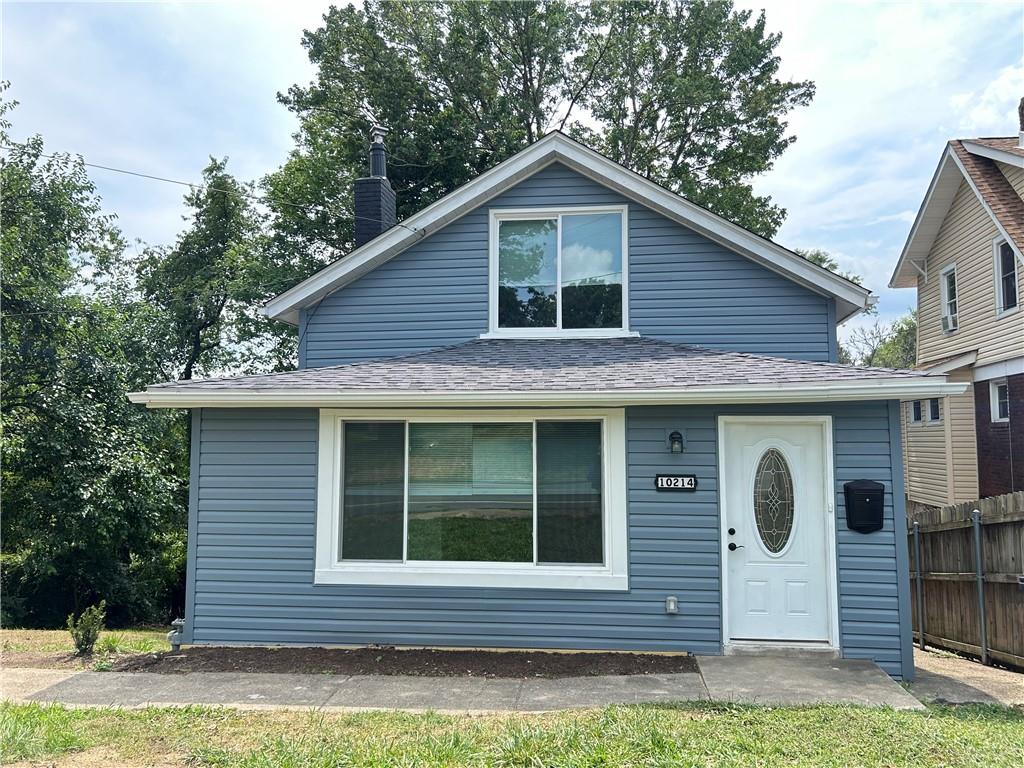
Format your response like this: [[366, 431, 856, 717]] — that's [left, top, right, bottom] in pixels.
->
[[843, 312, 917, 369], [578, 0, 814, 236], [874, 311, 917, 368], [1, 92, 188, 626], [796, 248, 863, 286], [265, 0, 813, 272], [137, 158, 291, 377]]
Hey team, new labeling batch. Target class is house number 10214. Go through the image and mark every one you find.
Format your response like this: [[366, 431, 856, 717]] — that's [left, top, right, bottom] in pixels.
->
[[654, 474, 698, 491]]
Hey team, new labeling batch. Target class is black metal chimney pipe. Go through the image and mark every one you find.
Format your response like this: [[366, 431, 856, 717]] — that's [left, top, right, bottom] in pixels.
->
[[369, 125, 387, 177], [354, 125, 397, 248]]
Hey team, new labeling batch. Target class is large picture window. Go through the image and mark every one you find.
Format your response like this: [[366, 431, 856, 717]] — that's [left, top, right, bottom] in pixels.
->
[[491, 206, 629, 336], [316, 410, 628, 589]]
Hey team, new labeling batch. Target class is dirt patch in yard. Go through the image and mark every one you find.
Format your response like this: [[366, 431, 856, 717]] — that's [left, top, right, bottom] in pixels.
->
[[113, 646, 698, 678]]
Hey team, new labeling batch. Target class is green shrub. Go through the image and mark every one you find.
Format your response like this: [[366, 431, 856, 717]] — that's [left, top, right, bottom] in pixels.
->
[[66, 601, 106, 656]]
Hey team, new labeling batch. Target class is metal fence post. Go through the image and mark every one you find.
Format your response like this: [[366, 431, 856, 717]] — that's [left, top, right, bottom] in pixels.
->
[[913, 521, 925, 650], [972, 509, 989, 665]]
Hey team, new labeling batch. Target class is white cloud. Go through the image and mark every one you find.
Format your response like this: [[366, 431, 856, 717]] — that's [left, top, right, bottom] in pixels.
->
[[736, 0, 1023, 338], [2, 0, 332, 245], [561, 244, 619, 284], [951, 60, 1024, 132], [4, 0, 1021, 341]]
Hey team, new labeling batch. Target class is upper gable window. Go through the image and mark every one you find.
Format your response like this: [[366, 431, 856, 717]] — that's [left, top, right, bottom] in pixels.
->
[[489, 206, 631, 337], [994, 239, 1018, 315], [940, 264, 958, 333]]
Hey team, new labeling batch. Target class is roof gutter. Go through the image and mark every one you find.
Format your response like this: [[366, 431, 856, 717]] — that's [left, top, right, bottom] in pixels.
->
[[129, 378, 966, 410]]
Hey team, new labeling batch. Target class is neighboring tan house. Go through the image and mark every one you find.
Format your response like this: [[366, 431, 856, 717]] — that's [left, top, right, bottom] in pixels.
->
[[889, 123, 1024, 511], [131, 130, 960, 680]]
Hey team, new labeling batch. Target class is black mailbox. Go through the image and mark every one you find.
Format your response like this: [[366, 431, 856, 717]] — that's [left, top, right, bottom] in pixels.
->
[[844, 480, 884, 533]]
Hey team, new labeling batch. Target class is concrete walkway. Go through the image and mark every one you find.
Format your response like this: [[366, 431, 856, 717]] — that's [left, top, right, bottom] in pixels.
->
[[909, 649, 1024, 707], [6, 655, 924, 712]]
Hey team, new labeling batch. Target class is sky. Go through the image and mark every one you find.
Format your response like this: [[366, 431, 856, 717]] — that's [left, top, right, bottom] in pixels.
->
[[4, 0, 1023, 337]]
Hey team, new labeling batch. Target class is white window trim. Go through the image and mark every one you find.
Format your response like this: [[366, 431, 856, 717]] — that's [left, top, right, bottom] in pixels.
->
[[990, 379, 1009, 423], [314, 408, 628, 590], [993, 237, 1020, 317], [925, 397, 942, 426], [485, 205, 634, 339], [940, 263, 958, 332], [910, 400, 923, 424]]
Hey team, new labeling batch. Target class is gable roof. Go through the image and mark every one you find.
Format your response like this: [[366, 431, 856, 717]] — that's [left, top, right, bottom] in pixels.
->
[[961, 137, 1024, 163], [129, 336, 962, 409], [890, 139, 1024, 288], [262, 132, 872, 325]]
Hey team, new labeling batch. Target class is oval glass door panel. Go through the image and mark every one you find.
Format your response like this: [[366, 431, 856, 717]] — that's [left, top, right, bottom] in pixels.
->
[[753, 448, 794, 554]]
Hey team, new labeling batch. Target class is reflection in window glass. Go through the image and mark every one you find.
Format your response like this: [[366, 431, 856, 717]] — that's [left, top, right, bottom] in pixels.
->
[[537, 421, 603, 564], [999, 242, 1017, 311], [944, 269, 958, 318], [561, 214, 623, 329], [996, 382, 1009, 420], [341, 422, 405, 560], [498, 219, 557, 328], [407, 423, 533, 561]]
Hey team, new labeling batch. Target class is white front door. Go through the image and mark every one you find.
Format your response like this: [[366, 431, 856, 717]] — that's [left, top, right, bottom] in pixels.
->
[[721, 418, 835, 645]]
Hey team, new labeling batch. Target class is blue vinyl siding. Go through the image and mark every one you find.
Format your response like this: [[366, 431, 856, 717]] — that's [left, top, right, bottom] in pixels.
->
[[300, 163, 834, 367], [186, 400, 911, 678]]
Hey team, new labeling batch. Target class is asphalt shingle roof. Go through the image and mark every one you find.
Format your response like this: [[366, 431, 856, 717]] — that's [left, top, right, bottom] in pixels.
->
[[969, 137, 1024, 159], [953, 141, 1024, 255], [147, 337, 927, 394]]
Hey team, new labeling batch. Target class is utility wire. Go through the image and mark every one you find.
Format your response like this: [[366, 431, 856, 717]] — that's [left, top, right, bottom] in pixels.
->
[[0, 144, 417, 231]]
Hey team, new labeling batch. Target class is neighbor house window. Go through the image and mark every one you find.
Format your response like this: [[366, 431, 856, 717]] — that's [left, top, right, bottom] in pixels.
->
[[940, 265, 958, 331], [990, 379, 1009, 423], [490, 206, 629, 335], [927, 398, 941, 423], [911, 400, 923, 423], [995, 239, 1018, 314], [315, 410, 628, 589]]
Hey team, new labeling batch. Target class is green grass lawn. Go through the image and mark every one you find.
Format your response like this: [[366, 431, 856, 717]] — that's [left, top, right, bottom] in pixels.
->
[[0, 627, 170, 655], [2, 700, 1022, 767]]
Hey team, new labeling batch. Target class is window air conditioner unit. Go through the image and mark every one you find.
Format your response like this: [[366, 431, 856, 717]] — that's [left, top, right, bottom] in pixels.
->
[[941, 314, 958, 332]]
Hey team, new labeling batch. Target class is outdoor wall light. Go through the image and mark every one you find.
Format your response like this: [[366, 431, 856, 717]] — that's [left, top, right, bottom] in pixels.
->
[[668, 430, 684, 454]]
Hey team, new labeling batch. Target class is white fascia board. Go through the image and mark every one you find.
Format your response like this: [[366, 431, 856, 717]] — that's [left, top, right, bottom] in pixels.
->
[[960, 140, 1024, 169], [262, 132, 872, 324], [972, 355, 1024, 382], [546, 143, 871, 322], [261, 135, 567, 324], [920, 349, 978, 374], [889, 147, 961, 289], [128, 378, 966, 409]]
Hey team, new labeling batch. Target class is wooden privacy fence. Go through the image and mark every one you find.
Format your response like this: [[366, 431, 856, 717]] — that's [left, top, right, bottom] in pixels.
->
[[908, 492, 1024, 668]]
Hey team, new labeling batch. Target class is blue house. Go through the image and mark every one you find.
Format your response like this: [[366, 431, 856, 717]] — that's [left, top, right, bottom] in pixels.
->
[[131, 131, 961, 679]]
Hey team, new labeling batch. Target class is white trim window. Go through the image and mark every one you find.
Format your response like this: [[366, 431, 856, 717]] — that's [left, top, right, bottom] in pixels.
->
[[994, 238, 1019, 315], [486, 205, 634, 338], [990, 379, 1009, 423], [940, 264, 958, 332], [910, 400, 923, 423], [315, 409, 628, 589], [926, 397, 941, 424]]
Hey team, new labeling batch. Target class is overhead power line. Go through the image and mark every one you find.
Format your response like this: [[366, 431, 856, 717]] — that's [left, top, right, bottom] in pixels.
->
[[0, 144, 417, 231]]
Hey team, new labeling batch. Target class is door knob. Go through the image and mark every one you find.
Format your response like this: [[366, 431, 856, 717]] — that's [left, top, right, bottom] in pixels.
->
[[728, 542, 743, 551]]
